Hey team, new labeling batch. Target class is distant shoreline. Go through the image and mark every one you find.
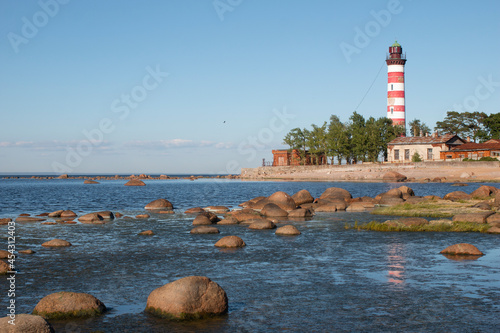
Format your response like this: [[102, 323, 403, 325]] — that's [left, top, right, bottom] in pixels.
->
[[240, 161, 500, 183]]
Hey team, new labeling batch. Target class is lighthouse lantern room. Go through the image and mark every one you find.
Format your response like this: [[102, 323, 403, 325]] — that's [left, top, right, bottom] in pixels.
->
[[386, 41, 407, 128]]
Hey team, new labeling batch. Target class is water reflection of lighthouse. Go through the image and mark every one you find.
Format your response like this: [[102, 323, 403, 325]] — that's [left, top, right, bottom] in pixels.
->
[[387, 242, 406, 286]]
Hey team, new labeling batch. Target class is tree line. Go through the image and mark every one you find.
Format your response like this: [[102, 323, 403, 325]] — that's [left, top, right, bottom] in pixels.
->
[[283, 110, 500, 165], [283, 112, 404, 165]]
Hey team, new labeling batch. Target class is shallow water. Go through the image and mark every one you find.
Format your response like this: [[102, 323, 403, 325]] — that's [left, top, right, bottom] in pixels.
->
[[1, 179, 499, 332]]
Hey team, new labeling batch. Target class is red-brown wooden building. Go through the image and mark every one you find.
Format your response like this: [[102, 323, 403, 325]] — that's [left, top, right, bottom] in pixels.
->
[[272, 149, 327, 166], [440, 142, 500, 160]]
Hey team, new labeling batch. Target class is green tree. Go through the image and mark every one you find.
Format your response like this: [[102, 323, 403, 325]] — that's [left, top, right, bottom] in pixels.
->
[[327, 115, 350, 165], [309, 122, 328, 165], [482, 113, 500, 141], [283, 128, 307, 164], [348, 112, 367, 164], [435, 111, 487, 142], [365, 117, 381, 162], [408, 119, 431, 137], [377, 118, 404, 162], [411, 152, 422, 162]]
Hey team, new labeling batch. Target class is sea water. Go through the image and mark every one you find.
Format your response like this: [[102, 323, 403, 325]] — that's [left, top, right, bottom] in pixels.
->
[[0, 178, 499, 332]]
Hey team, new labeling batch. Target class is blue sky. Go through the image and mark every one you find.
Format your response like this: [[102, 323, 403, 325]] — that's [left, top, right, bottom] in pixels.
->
[[1, 0, 499, 174]]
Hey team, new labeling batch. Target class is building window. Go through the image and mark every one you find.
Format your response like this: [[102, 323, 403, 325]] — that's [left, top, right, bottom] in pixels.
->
[[391, 84, 393, 90], [394, 149, 399, 160], [405, 149, 410, 160], [459, 154, 465, 159], [479, 153, 484, 158], [390, 107, 394, 114], [427, 148, 433, 160]]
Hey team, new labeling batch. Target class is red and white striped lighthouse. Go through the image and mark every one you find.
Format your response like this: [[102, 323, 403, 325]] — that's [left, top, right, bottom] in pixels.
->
[[386, 41, 407, 128]]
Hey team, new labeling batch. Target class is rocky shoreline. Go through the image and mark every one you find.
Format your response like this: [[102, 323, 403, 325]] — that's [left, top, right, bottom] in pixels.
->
[[240, 161, 500, 183]]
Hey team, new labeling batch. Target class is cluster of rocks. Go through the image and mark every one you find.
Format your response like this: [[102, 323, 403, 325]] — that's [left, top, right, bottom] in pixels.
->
[[0, 275, 229, 331], [2, 174, 240, 181]]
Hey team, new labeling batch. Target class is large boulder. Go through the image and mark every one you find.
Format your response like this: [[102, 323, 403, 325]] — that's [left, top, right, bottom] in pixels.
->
[[239, 196, 267, 208], [192, 215, 213, 226], [124, 179, 146, 186], [48, 210, 64, 218], [319, 187, 352, 201], [398, 185, 415, 197], [267, 191, 296, 211], [145, 199, 173, 210], [215, 236, 246, 248], [185, 207, 205, 214], [452, 212, 494, 224], [78, 213, 104, 223], [440, 243, 484, 256], [288, 208, 313, 218], [217, 217, 239, 225], [0, 314, 54, 333], [33, 292, 106, 319], [261, 203, 288, 217], [275, 225, 301, 236], [199, 211, 220, 223], [0, 250, 11, 259], [60, 210, 77, 218], [470, 185, 498, 199], [84, 180, 99, 184], [0, 261, 10, 275], [382, 171, 407, 182], [41, 239, 71, 247], [487, 213, 500, 227], [443, 191, 472, 202], [292, 190, 314, 206], [145, 276, 228, 320], [0, 218, 12, 225], [315, 199, 347, 212], [226, 209, 263, 222], [248, 220, 276, 230]]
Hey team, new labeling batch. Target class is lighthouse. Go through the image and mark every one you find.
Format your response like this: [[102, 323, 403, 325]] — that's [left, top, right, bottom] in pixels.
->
[[386, 41, 407, 128]]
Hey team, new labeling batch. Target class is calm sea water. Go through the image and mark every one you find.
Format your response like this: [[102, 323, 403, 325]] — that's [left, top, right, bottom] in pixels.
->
[[1, 178, 499, 332]]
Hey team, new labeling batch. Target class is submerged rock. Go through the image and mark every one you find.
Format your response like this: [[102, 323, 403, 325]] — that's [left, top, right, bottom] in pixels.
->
[[33, 292, 106, 319], [275, 225, 301, 236], [215, 236, 245, 248], [190, 226, 220, 234], [440, 243, 483, 256], [145, 199, 173, 210], [84, 180, 100, 184], [248, 220, 276, 230], [41, 239, 72, 247], [0, 314, 54, 333], [145, 276, 228, 320], [124, 179, 146, 186], [139, 230, 155, 236]]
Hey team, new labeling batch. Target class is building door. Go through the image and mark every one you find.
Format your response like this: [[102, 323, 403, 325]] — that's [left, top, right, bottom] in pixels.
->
[[404, 149, 410, 160]]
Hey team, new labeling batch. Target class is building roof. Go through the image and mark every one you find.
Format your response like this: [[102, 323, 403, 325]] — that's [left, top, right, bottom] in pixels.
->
[[392, 41, 401, 47], [388, 134, 463, 146], [449, 142, 500, 152]]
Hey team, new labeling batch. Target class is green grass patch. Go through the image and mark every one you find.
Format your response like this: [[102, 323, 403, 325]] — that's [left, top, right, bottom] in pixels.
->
[[352, 221, 491, 233], [371, 201, 487, 218]]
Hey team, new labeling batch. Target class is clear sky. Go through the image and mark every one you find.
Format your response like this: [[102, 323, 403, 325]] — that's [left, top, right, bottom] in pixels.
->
[[1, 0, 499, 175]]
